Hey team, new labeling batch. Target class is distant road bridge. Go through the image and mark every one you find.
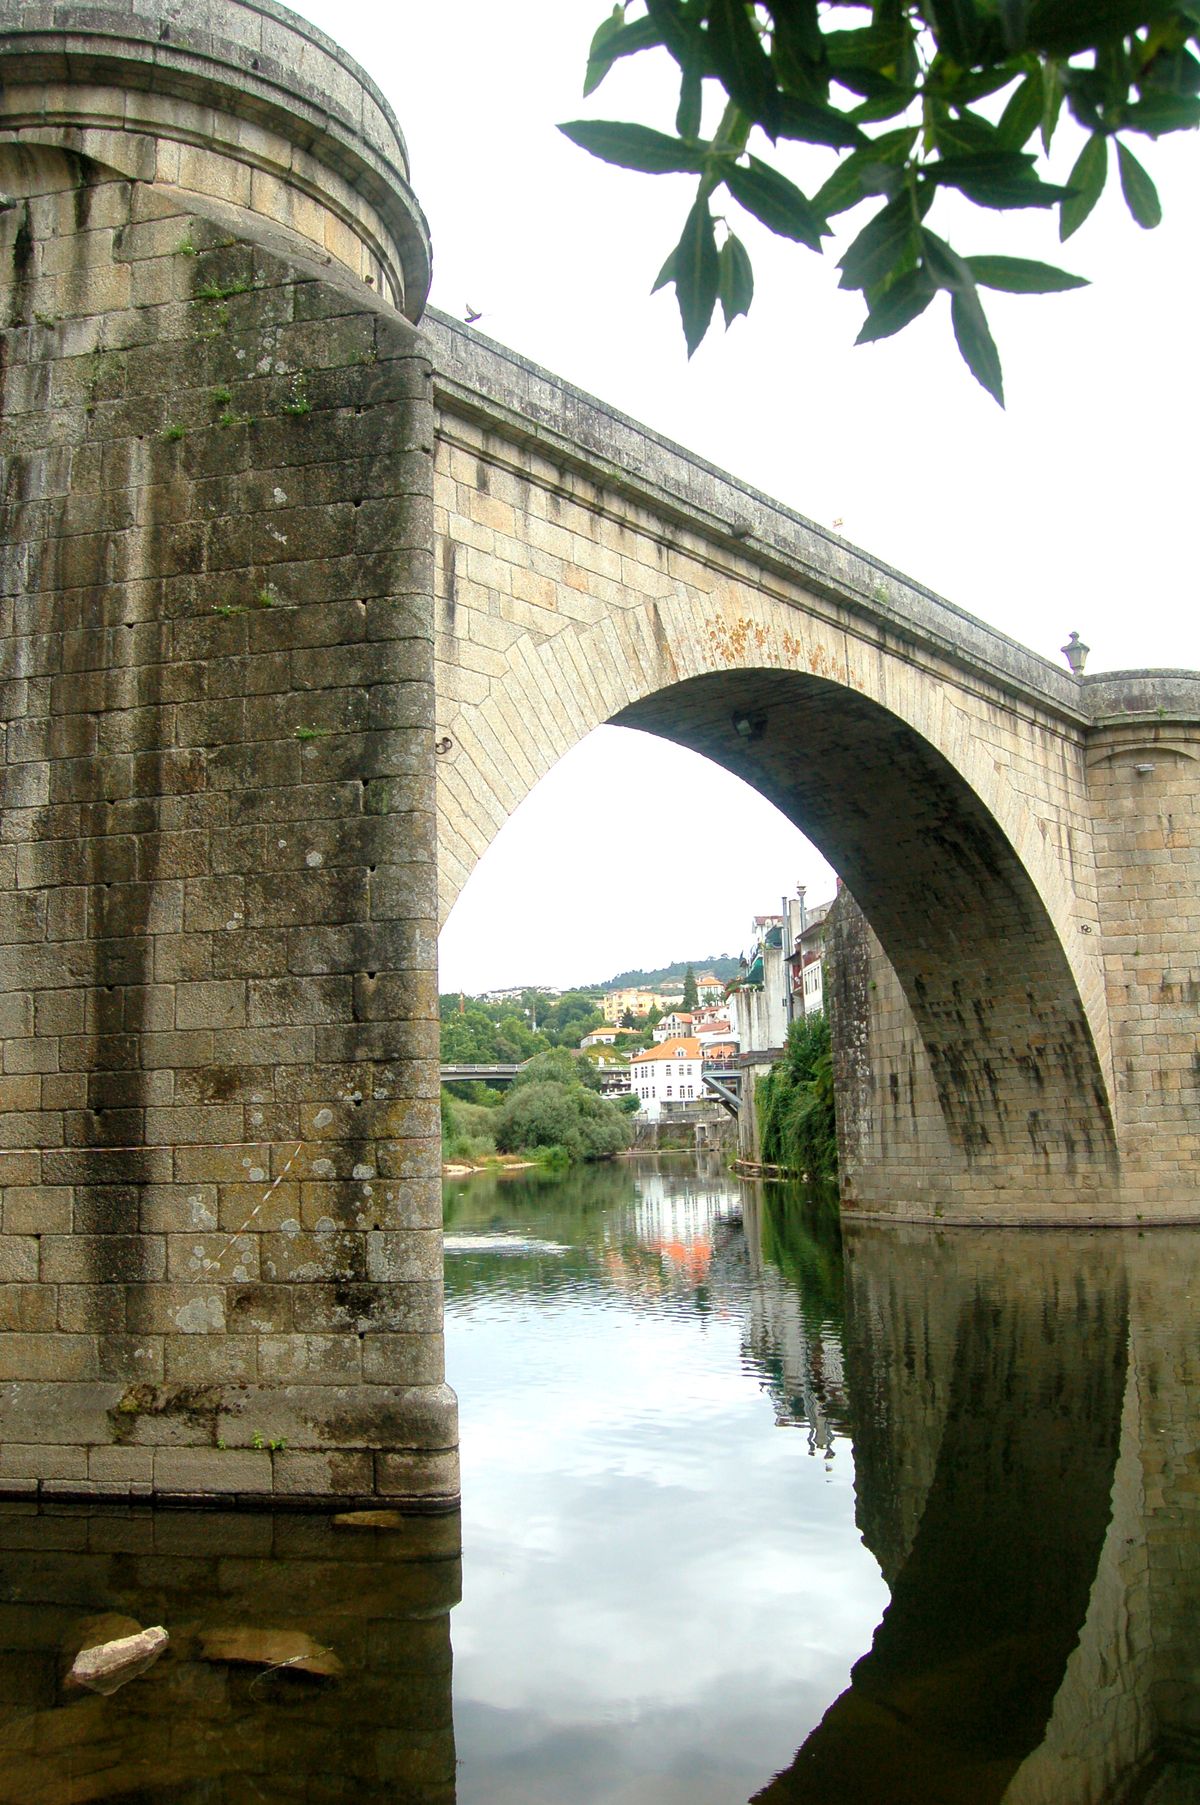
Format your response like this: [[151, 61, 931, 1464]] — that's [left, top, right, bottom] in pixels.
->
[[440, 1064, 521, 1086]]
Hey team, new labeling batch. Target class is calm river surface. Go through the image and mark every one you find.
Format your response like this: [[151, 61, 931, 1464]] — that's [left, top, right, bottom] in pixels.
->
[[4, 1153, 1198, 1803]]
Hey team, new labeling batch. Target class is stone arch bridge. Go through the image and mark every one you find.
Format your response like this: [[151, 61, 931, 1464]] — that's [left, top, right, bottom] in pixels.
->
[[1, 0, 1198, 1506]]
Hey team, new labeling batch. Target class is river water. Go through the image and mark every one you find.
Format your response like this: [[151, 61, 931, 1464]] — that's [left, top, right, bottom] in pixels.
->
[[4, 1153, 1198, 1802]]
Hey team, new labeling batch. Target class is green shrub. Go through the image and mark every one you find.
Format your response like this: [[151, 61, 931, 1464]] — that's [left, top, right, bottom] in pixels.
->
[[494, 1079, 630, 1163], [440, 1088, 497, 1162], [512, 1046, 603, 1091], [758, 1014, 838, 1180]]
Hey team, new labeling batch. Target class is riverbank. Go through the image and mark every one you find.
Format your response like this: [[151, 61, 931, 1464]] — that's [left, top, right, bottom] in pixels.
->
[[442, 1154, 538, 1178]]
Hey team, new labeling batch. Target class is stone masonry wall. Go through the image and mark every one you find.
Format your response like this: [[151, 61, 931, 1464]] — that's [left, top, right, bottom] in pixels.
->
[[825, 887, 965, 1216], [0, 148, 453, 1504], [1088, 712, 1200, 1213]]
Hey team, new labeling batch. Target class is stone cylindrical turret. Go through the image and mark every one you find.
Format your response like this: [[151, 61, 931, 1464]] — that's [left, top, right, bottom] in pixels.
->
[[0, 0, 430, 314]]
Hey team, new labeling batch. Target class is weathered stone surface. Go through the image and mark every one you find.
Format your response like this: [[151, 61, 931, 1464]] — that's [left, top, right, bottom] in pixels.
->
[[0, 125, 449, 1501]]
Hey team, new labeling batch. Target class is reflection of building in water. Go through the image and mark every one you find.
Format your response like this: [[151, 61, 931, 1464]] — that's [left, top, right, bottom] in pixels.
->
[[744, 1269, 849, 1456], [600, 1167, 744, 1304], [739, 1186, 851, 1457], [0, 1507, 459, 1805], [625, 1179, 853, 1457], [628, 1168, 743, 1247]]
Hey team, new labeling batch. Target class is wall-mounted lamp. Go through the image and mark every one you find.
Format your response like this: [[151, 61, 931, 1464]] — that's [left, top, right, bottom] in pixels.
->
[[731, 712, 766, 743]]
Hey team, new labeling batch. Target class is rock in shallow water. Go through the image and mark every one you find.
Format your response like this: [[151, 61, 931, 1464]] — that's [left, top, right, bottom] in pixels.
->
[[197, 1628, 342, 1679], [68, 1625, 169, 1696]]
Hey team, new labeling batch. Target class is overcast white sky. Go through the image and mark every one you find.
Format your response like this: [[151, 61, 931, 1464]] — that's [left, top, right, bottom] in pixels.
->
[[291, 0, 1198, 994]]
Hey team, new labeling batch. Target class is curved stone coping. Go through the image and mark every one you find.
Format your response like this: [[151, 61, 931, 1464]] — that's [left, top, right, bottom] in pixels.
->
[[0, 0, 430, 313], [427, 312, 1200, 726], [1083, 670, 1200, 724]]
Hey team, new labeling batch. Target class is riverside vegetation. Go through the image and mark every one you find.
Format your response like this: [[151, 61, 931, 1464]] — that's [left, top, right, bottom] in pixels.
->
[[442, 1048, 636, 1171], [757, 1013, 839, 1183]]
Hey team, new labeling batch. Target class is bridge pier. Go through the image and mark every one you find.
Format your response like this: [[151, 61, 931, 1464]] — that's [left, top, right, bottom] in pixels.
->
[[826, 676, 1200, 1224], [0, 2, 455, 1505]]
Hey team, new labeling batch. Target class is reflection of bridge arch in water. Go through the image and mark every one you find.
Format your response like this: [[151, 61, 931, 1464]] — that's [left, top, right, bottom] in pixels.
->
[[752, 1222, 1200, 1804]]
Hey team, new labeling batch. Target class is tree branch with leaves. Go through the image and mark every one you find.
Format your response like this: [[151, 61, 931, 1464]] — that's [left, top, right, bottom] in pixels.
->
[[561, 0, 1200, 403]]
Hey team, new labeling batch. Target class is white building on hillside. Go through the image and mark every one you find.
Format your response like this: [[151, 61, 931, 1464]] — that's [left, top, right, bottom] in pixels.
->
[[653, 1011, 694, 1041], [581, 1025, 623, 1047], [695, 1018, 737, 1056], [630, 1038, 704, 1121]]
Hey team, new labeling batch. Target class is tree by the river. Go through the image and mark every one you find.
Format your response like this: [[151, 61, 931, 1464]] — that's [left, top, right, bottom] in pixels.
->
[[562, 1, 1200, 401]]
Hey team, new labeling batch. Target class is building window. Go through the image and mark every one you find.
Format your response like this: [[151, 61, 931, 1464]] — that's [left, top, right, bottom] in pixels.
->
[[665, 1085, 672, 1098]]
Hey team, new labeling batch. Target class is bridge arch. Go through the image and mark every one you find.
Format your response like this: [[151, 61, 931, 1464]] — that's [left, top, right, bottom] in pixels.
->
[[436, 586, 1118, 1216]]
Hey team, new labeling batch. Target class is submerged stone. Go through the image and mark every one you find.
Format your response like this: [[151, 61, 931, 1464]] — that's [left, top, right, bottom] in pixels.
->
[[197, 1628, 342, 1679], [68, 1624, 169, 1696], [331, 1509, 409, 1530]]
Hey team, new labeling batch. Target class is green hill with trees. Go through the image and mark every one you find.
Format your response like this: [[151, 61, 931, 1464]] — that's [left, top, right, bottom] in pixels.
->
[[601, 954, 740, 988]]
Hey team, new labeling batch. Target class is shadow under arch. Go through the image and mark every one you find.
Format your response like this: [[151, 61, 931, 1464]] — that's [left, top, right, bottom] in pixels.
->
[[613, 667, 1117, 1211]]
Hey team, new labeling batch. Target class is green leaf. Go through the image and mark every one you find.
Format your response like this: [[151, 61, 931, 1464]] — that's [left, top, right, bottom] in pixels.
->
[[839, 194, 920, 292], [1059, 132, 1107, 239], [723, 156, 828, 250], [1116, 139, 1162, 227], [811, 127, 916, 217], [707, 0, 781, 135], [848, 89, 919, 124], [856, 267, 937, 342], [558, 120, 706, 175], [676, 50, 704, 141], [931, 156, 1075, 209], [651, 246, 677, 293], [920, 229, 974, 292], [998, 0, 1029, 52], [584, 13, 662, 97], [997, 71, 1044, 149], [718, 232, 754, 326], [1120, 94, 1200, 135], [965, 254, 1088, 292], [929, 106, 1002, 158], [1041, 59, 1064, 152], [770, 1, 825, 77], [951, 287, 1005, 406], [931, 0, 989, 67], [776, 96, 866, 150], [675, 193, 720, 356], [711, 97, 752, 158]]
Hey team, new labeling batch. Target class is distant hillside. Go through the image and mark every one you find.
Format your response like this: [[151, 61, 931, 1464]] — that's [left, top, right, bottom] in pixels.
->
[[601, 955, 741, 989]]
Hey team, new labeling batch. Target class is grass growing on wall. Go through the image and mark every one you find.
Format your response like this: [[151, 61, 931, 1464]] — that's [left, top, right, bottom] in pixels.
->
[[758, 1014, 838, 1182]]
